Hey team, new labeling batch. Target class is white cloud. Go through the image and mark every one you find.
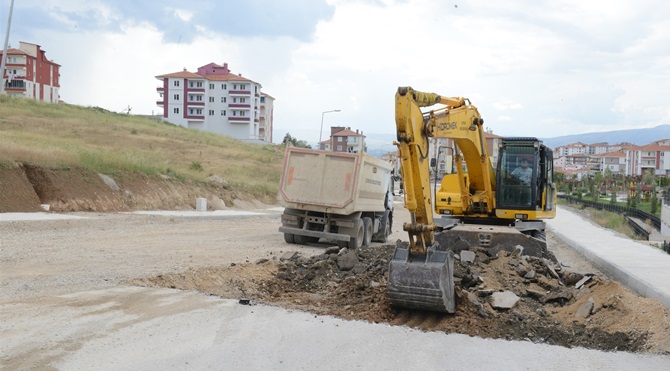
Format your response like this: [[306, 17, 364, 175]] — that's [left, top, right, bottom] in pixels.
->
[[8, 0, 670, 144], [168, 7, 193, 22]]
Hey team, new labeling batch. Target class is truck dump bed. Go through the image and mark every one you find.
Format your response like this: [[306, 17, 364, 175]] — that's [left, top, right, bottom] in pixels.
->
[[278, 147, 392, 215]]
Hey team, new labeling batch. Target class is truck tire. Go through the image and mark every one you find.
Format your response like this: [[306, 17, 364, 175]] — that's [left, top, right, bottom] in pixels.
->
[[362, 217, 373, 247], [284, 233, 295, 244], [294, 234, 308, 245], [348, 219, 364, 250], [373, 210, 392, 243]]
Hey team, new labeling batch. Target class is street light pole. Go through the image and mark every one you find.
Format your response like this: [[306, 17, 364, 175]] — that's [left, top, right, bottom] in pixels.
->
[[0, 0, 15, 95], [319, 109, 340, 150]]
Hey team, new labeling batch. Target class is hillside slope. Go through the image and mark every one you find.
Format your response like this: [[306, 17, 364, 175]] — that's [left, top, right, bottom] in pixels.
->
[[0, 96, 284, 212]]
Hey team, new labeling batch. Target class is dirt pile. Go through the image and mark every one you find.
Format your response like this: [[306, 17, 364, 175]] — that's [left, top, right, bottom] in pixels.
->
[[135, 242, 670, 353]]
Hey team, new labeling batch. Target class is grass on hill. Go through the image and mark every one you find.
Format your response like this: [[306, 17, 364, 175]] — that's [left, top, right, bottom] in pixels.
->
[[0, 95, 285, 199]]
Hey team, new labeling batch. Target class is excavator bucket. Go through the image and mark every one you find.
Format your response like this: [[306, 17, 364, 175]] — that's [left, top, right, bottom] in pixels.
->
[[387, 242, 456, 313]]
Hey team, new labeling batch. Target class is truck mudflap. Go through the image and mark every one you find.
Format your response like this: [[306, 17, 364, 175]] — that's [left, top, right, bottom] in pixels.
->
[[387, 241, 456, 313]]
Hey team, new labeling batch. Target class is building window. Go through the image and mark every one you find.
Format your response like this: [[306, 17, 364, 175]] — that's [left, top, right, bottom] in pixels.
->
[[209, 110, 214, 116], [209, 83, 214, 89], [209, 97, 214, 102], [337, 145, 343, 151], [173, 80, 180, 87], [174, 107, 179, 114], [223, 84, 227, 89], [241, 84, 246, 90], [240, 97, 246, 103], [233, 97, 237, 103], [260, 96, 265, 103], [174, 94, 179, 100], [338, 137, 343, 142], [221, 110, 226, 116]]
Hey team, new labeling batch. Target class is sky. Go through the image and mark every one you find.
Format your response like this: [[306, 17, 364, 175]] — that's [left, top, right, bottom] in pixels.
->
[[2, 0, 670, 149]]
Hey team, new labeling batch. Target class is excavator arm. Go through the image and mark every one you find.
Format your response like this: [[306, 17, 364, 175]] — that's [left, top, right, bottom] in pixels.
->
[[394, 86, 494, 255]]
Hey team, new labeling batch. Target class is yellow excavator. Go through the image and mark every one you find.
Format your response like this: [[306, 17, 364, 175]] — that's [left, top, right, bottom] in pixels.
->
[[388, 86, 557, 313]]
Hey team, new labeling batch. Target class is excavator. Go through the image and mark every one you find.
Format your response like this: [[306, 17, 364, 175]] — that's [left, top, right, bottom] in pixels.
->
[[388, 86, 556, 313]]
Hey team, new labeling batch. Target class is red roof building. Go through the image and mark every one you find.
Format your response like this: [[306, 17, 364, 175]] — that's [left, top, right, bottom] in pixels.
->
[[156, 62, 274, 144], [0, 41, 60, 103]]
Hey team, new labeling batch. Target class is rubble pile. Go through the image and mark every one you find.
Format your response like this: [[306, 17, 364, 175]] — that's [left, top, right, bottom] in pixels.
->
[[137, 241, 670, 352], [260, 243, 648, 352]]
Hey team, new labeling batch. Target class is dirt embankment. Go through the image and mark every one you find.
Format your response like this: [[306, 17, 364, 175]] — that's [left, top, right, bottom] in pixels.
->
[[0, 162, 262, 213]]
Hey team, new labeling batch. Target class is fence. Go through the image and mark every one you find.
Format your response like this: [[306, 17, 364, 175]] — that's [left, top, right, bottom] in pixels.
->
[[560, 195, 670, 255], [559, 195, 660, 229]]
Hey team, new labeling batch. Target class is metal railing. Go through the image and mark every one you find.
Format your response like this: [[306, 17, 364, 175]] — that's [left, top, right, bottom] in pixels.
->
[[559, 195, 660, 229]]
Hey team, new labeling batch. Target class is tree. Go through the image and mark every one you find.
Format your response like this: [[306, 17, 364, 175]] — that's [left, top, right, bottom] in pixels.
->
[[282, 133, 312, 149]]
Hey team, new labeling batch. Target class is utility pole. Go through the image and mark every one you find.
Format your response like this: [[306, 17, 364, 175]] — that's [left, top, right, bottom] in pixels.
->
[[0, 0, 16, 95]]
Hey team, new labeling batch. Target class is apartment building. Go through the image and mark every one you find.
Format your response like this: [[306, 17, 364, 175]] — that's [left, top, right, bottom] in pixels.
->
[[554, 140, 670, 177], [0, 41, 60, 103], [155, 62, 274, 143], [320, 126, 366, 153]]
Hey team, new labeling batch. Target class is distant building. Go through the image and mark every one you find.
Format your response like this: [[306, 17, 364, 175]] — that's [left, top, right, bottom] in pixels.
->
[[0, 41, 60, 103], [320, 126, 366, 153], [155, 62, 274, 144]]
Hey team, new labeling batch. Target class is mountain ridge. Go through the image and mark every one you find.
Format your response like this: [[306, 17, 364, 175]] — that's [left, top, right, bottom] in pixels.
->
[[540, 125, 670, 149]]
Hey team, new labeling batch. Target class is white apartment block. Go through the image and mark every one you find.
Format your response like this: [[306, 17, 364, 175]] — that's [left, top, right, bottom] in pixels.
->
[[156, 63, 274, 143]]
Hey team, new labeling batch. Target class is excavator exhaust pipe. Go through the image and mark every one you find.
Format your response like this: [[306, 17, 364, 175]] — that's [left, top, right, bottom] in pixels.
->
[[387, 241, 456, 313]]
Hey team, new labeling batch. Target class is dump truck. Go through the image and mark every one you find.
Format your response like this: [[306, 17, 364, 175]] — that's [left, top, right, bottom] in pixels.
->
[[278, 147, 394, 249]]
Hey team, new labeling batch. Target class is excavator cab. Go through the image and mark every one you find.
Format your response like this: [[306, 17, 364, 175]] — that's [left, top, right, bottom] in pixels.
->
[[495, 138, 556, 220]]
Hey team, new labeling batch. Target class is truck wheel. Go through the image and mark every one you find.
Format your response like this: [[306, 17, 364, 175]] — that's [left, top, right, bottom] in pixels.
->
[[284, 233, 295, 244], [376, 220, 390, 243], [372, 210, 392, 243], [348, 219, 364, 250], [362, 217, 373, 247]]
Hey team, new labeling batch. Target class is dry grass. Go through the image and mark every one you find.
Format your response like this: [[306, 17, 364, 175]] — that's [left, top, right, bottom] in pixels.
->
[[0, 95, 284, 198]]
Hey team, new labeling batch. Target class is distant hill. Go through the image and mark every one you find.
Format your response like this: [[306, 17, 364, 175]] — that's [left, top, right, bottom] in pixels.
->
[[541, 125, 670, 149]]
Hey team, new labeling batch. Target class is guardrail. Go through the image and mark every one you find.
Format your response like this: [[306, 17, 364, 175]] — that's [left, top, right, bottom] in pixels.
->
[[625, 216, 651, 240], [559, 195, 660, 229]]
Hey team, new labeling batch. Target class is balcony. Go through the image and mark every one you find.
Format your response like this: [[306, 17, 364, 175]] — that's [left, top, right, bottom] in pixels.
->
[[156, 87, 164, 92], [229, 117, 250, 123], [229, 104, 251, 109], [229, 90, 251, 96], [156, 100, 164, 106], [4, 80, 26, 92], [186, 101, 205, 106], [185, 115, 205, 121]]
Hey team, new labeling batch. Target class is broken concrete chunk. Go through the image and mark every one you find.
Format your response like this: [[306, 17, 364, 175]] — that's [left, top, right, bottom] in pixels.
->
[[576, 298, 595, 318], [336, 251, 359, 271], [255, 258, 269, 264], [524, 270, 536, 279], [280, 251, 299, 261], [491, 291, 520, 309], [542, 259, 560, 279], [575, 274, 593, 289], [325, 246, 341, 255], [460, 250, 476, 263]]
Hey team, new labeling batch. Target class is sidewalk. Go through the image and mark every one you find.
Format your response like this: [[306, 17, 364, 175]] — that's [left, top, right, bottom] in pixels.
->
[[547, 206, 670, 310]]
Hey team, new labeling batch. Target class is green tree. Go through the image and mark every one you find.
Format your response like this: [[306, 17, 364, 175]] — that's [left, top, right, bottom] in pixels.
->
[[282, 133, 312, 149]]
